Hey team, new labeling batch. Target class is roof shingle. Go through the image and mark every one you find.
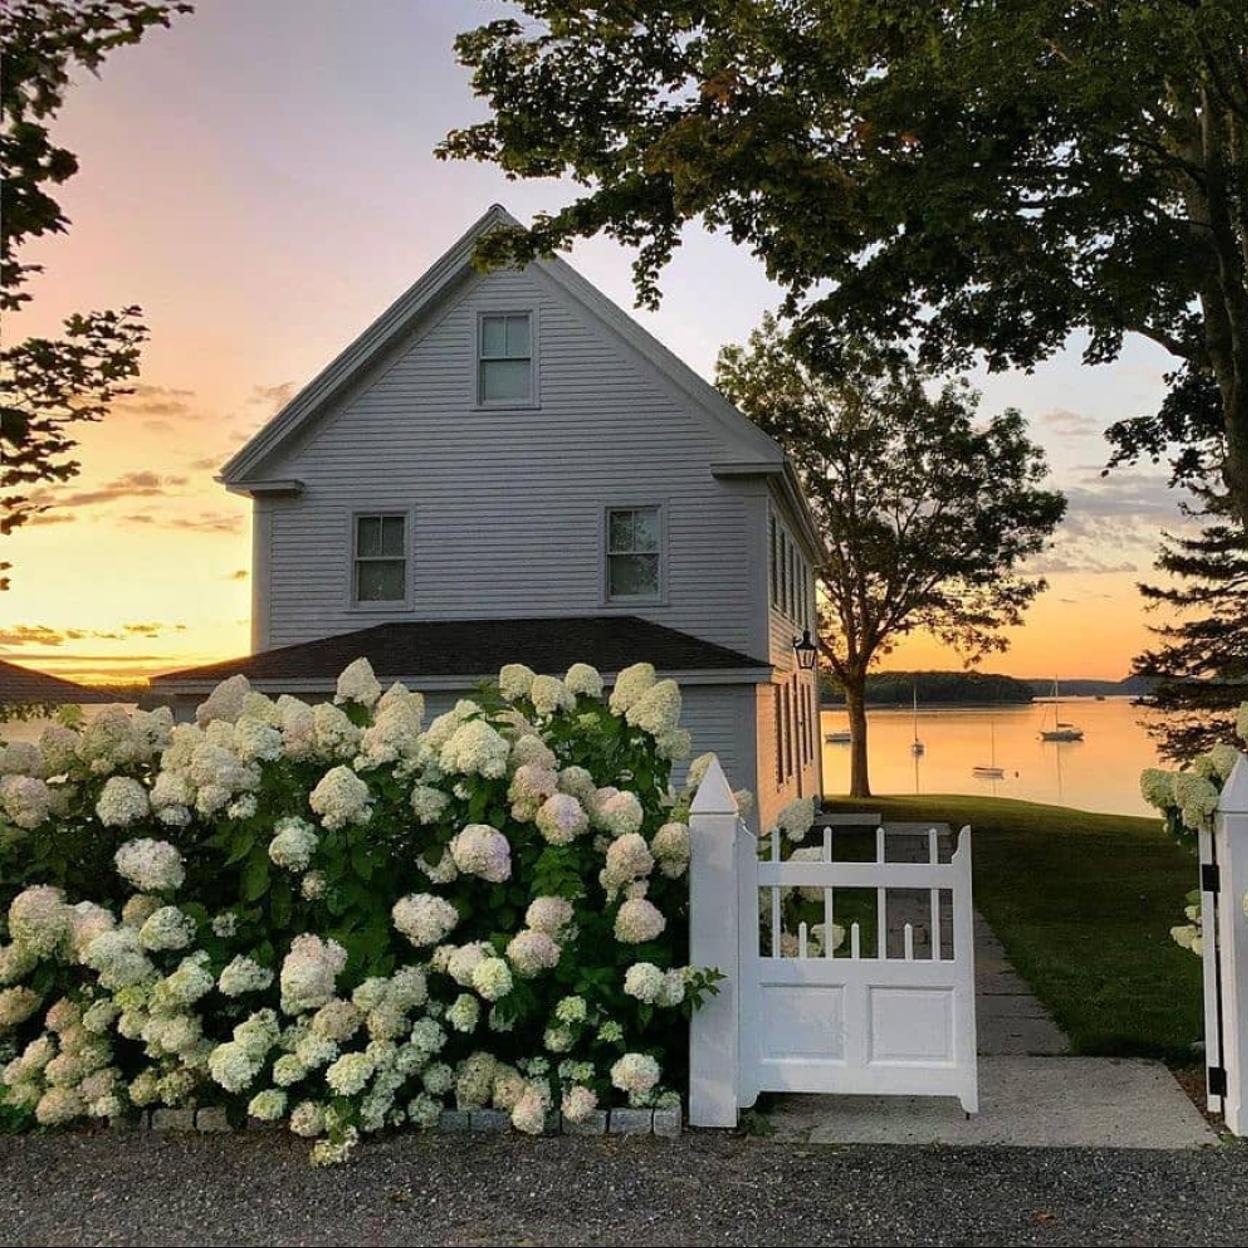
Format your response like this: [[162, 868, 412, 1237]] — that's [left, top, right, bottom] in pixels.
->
[[151, 617, 769, 689]]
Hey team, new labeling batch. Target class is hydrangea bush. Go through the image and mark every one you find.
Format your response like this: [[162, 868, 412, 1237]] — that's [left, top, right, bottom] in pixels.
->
[[0, 658, 743, 1161], [1139, 702, 1248, 957]]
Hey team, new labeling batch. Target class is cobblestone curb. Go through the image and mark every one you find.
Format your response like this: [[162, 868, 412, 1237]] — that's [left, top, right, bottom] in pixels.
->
[[113, 1105, 683, 1137]]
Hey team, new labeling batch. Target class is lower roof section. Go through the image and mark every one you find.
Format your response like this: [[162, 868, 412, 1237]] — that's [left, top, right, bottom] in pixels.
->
[[151, 616, 772, 695]]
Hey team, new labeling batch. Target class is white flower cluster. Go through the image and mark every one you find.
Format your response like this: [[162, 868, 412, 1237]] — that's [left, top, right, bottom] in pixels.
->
[[0, 653, 717, 1161]]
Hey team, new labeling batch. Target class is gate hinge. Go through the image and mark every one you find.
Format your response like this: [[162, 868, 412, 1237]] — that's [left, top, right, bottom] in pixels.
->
[[1209, 1066, 1227, 1097], [1202, 863, 1221, 894]]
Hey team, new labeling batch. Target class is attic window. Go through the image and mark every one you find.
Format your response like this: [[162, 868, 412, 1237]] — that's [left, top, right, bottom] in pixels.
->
[[478, 313, 533, 405]]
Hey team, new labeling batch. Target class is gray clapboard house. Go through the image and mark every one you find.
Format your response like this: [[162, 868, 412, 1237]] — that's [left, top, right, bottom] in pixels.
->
[[153, 206, 824, 830]]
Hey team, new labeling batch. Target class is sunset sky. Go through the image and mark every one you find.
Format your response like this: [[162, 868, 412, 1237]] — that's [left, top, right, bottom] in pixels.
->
[[2, 0, 1193, 685]]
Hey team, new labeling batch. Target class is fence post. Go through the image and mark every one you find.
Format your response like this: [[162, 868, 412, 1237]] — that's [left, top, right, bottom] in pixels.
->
[[688, 757, 741, 1128], [1216, 755, 1248, 1134], [1198, 825, 1224, 1115]]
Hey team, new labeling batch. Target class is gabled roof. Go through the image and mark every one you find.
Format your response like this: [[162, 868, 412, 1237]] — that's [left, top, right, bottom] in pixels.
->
[[150, 616, 772, 693], [219, 206, 825, 558]]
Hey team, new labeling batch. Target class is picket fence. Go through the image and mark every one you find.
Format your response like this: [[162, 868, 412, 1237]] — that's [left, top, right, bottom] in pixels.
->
[[688, 759, 978, 1128], [1198, 754, 1248, 1132]]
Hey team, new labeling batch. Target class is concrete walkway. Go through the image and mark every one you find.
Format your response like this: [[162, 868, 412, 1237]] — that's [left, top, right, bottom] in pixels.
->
[[766, 1057, 1217, 1148], [975, 912, 1069, 1056]]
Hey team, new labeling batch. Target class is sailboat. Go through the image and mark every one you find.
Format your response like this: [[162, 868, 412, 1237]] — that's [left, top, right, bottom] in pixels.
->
[[909, 687, 925, 756], [972, 720, 1005, 779], [1040, 677, 1085, 742]]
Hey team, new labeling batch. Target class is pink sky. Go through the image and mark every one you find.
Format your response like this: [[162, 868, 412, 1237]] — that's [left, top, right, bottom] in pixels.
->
[[1, 0, 1188, 683]]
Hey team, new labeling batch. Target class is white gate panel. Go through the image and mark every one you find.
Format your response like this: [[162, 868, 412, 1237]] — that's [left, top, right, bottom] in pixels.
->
[[739, 822, 978, 1114]]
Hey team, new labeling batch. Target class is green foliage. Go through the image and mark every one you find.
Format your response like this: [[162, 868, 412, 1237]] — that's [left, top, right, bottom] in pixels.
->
[[716, 318, 1064, 795], [821, 670, 1036, 707], [441, 1, 1248, 529]]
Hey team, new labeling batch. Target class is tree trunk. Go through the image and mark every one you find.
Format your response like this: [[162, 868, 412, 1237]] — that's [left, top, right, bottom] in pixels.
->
[[844, 674, 871, 798]]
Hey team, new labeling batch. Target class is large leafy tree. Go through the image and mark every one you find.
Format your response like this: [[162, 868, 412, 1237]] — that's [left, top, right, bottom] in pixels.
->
[[717, 317, 1065, 796], [440, 1, 1248, 529], [1, 1, 190, 583]]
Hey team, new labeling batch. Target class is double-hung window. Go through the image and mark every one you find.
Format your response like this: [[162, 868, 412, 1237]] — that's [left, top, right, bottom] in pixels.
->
[[606, 506, 661, 601], [478, 312, 533, 404], [353, 513, 407, 603]]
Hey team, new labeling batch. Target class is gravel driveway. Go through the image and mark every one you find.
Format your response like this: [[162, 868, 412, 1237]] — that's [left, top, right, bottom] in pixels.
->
[[2, 1130, 1247, 1246]]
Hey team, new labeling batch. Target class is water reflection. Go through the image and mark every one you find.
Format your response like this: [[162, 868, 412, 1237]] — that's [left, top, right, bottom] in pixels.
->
[[821, 697, 1163, 817]]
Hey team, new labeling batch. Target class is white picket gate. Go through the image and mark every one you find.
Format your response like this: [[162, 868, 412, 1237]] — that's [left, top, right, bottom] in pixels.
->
[[689, 759, 978, 1128]]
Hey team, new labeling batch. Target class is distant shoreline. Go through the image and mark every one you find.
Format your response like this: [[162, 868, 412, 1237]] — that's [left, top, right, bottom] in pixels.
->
[[820, 695, 1139, 712]]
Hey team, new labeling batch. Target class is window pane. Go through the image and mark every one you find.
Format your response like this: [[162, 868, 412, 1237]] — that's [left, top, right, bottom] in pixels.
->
[[481, 315, 507, 358], [632, 508, 660, 553], [356, 559, 405, 602], [356, 515, 382, 558], [481, 358, 531, 402], [607, 509, 634, 552], [505, 314, 530, 358], [609, 553, 659, 598], [379, 515, 405, 557]]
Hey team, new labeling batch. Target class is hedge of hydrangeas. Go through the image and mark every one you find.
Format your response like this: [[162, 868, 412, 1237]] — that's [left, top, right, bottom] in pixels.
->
[[1139, 702, 1248, 957], [0, 657, 814, 1163]]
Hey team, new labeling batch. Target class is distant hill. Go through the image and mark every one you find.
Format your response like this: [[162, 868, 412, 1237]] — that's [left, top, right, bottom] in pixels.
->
[[1025, 675, 1157, 698], [821, 670, 1036, 706]]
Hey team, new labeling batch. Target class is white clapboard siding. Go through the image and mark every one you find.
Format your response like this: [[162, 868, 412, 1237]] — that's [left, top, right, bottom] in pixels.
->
[[256, 265, 761, 658]]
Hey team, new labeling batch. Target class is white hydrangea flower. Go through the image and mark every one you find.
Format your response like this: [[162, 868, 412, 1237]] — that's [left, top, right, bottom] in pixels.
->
[[82, 927, 154, 991], [440, 719, 510, 779], [0, 774, 54, 830], [392, 893, 459, 947], [0, 986, 43, 1030], [96, 776, 150, 828], [280, 934, 347, 1014], [308, 765, 371, 830], [525, 896, 573, 935], [277, 695, 317, 759], [196, 674, 252, 726], [685, 752, 718, 792], [449, 824, 512, 883], [312, 702, 363, 761], [447, 993, 480, 1033], [8, 885, 70, 956], [232, 717, 283, 764], [499, 663, 537, 701], [1140, 768, 1175, 810], [0, 740, 43, 778], [562, 1084, 597, 1123], [471, 957, 513, 1002], [564, 663, 603, 699], [248, 1088, 287, 1121], [335, 657, 383, 708], [614, 897, 666, 944], [1209, 743, 1241, 782], [625, 678, 681, 736], [138, 906, 196, 952], [75, 706, 144, 775], [651, 821, 691, 878], [776, 796, 817, 843], [325, 1051, 374, 1096], [114, 838, 184, 892], [593, 789, 644, 838], [623, 961, 665, 1004], [530, 675, 574, 716], [609, 662, 656, 715], [535, 793, 588, 845], [611, 1051, 660, 1097], [38, 723, 79, 775], [269, 816, 319, 870], [603, 832, 654, 890], [218, 955, 275, 997], [506, 929, 561, 978], [508, 763, 558, 822]]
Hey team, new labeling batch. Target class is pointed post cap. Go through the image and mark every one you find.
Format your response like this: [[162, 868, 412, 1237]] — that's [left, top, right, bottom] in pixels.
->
[[690, 756, 738, 815], [1220, 754, 1248, 814]]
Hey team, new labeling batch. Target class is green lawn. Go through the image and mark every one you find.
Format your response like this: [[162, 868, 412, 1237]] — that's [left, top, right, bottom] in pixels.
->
[[824, 794, 1204, 1062]]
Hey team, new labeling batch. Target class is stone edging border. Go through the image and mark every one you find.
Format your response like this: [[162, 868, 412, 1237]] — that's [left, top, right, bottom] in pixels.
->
[[116, 1105, 682, 1138]]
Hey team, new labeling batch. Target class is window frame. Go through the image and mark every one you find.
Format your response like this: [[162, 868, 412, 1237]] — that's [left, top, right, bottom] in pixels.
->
[[601, 502, 667, 606], [474, 309, 539, 409], [348, 508, 414, 611]]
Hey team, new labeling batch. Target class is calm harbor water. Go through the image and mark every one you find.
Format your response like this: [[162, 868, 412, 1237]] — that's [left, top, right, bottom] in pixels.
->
[[820, 697, 1164, 817]]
